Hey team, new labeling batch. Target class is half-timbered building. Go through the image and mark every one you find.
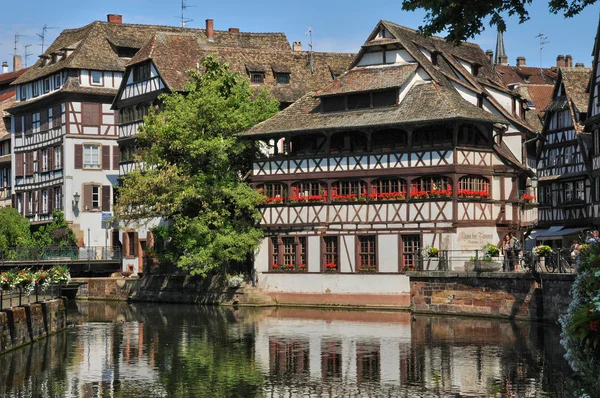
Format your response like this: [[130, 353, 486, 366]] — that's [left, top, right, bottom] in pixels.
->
[[6, 15, 186, 248], [534, 67, 592, 246], [111, 19, 354, 273], [585, 18, 600, 225], [241, 20, 537, 306]]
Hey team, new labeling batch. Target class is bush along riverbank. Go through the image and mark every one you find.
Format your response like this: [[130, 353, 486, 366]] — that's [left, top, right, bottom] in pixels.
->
[[560, 243, 600, 397]]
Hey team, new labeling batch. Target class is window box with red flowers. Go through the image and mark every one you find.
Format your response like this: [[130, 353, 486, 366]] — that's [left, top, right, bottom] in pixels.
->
[[457, 189, 491, 200], [324, 262, 338, 272], [521, 193, 536, 203], [369, 191, 407, 201], [289, 194, 326, 204], [332, 193, 363, 202], [409, 190, 452, 200], [260, 196, 285, 205], [270, 263, 307, 272]]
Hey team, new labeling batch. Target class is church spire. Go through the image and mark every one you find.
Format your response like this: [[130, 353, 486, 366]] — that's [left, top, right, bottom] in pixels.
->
[[495, 30, 508, 66]]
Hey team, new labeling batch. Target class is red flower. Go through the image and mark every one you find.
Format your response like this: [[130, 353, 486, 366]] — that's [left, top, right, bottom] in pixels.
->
[[272, 263, 279, 270], [590, 320, 599, 332]]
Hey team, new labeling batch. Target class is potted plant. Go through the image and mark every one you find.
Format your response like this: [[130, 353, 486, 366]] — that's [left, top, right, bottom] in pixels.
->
[[534, 245, 552, 257], [324, 262, 338, 272], [483, 243, 500, 257], [425, 247, 439, 258]]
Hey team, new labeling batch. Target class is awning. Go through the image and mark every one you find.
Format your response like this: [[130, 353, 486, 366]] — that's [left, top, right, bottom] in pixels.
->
[[534, 226, 587, 240]]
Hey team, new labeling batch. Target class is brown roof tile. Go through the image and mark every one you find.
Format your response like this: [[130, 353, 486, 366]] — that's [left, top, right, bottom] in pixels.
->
[[0, 68, 29, 85], [560, 67, 592, 113], [315, 64, 417, 96], [495, 65, 558, 86]]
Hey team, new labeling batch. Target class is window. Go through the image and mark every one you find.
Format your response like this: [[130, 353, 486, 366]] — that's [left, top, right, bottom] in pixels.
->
[[576, 181, 585, 201], [54, 74, 61, 89], [33, 83, 39, 97], [20, 85, 26, 101], [250, 73, 265, 84], [330, 131, 367, 152], [127, 231, 136, 256], [33, 152, 38, 173], [48, 108, 53, 128], [332, 180, 367, 200], [41, 149, 49, 172], [413, 125, 454, 148], [410, 176, 452, 198], [457, 124, 488, 147], [565, 182, 574, 202], [347, 93, 370, 110], [42, 190, 48, 213], [132, 63, 151, 83], [27, 193, 33, 215], [564, 146, 572, 164], [32, 113, 41, 134], [457, 176, 490, 198], [270, 236, 307, 270], [84, 145, 101, 169], [357, 235, 376, 271], [54, 187, 62, 210], [258, 183, 287, 203], [321, 90, 398, 113], [282, 237, 296, 267], [401, 235, 421, 271], [43, 78, 50, 94], [323, 236, 339, 271], [372, 90, 397, 107], [557, 111, 566, 129], [270, 237, 279, 268], [121, 144, 138, 162], [91, 71, 102, 85], [371, 178, 407, 200], [322, 96, 346, 112], [276, 73, 290, 84], [545, 186, 552, 205], [54, 146, 62, 169], [371, 129, 407, 151], [291, 181, 327, 202], [92, 186, 100, 209]]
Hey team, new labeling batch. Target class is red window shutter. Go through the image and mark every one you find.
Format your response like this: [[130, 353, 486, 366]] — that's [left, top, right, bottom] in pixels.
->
[[24, 114, 32, 134], [36, 191, 41, 215], [40, 109, 48, 131], [15, 153, 24, 177], [123, 232, 129, 255], [102, 145, 110, 170], [24, 192, 29, 215], [133, 232, 139, 257], [37, 150, 42, 172], [26, 152, 34, 176], [74, 144, 83, 169], [83, 184, 92, 211], [82, 103, 101, 126], [48, 188, 54, 212], [102, 185, 111, 211], [112, 146, 120, 170], [48, 147, 54, 170], [53, 105, 61, 127]]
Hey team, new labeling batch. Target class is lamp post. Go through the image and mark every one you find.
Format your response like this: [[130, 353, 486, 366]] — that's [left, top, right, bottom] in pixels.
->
[[72, 192, 80, 209]]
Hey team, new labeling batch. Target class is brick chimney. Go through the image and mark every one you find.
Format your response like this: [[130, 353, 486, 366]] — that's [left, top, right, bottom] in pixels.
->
[[485, 49, 493, 65], [228, 27, 239, 33], [1, 61, 8, 74], [565, 54, 573, 67], [293, 41, 302, 52], [516, 56, 526, 67], [557, 55, 565, 68], [206, 19, 214, 41], [107, 14, 122, 24], [575, 62, 585, 68], [13, 55, 22, 72]]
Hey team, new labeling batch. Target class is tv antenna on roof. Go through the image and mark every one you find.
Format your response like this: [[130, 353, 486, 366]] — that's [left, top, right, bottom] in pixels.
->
[[305, 27, 314, 73], [178, 0, 195, 28], [23, 44, 33, 67], [535, 33, 549, 67], [37, 24, 59, 55], [13, 34, 21, 56]]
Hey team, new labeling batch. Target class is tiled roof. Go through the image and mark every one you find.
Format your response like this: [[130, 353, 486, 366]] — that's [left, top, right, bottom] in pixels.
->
[[0, 90, 16, 139], [315, 64, 417, 96], [515, 84, 554, 131], [126, 31, 354, 104], [495, 65, 558, 86], [0, 68, 29, 86], [560, 67, 592, 113], [243, 81, 503, 137], [13, 21, 292, 85]]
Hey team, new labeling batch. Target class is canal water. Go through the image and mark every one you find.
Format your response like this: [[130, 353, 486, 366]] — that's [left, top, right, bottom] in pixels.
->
[[0, 302, 575, 397]]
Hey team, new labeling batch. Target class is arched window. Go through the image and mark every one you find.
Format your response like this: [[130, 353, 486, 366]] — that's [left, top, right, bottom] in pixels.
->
[[371, 129, 408, 151], [330, 131, 367, 153], [458, 176, 490, 198], [257, 183, 288, 204], [410, 176, 452, 198], [457, 124, 489, 148], [412, 125, 453, 148], [332, 180, 367, 201], [289, 133, 327, 155], [371, 178, 407, 200], [290, 181, 327, 202]]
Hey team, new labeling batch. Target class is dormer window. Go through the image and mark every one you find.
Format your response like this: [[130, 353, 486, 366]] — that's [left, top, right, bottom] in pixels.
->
[[471, 64, 481, 77], [52, 52, 60, 64], [20, 85, 26, 101], [91, 71, 103, 85], [43, 78, 50, 94], [246, 63, 266, 85], [54, 74, 61, 89], [250, 72, 265, 84], [276, 73, 290, 84], [32, 83, 39, 98], [321, 90, 398, 112], [132, 63, 151, 83]]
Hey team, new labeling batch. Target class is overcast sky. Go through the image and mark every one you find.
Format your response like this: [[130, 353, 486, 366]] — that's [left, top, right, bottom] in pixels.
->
[[1, 0, 598, 72]]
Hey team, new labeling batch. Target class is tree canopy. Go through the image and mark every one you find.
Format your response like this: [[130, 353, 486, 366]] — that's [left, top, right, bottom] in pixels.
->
[[114, 56, 280, 276], [0, 207, 34, 255], [32, 210, 78, 248], [401, 0, 596, 43]]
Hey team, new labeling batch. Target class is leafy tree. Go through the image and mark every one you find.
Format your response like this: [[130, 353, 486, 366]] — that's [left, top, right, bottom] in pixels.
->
[[401, 0, 596, 43], [0, 207, 34, 257], [32, 210, 78, 247], [114, 56, 279, 276]]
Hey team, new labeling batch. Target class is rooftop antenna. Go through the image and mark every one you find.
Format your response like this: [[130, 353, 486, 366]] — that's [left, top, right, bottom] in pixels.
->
[[535, 33, 549, 67], [178, 0, 195, 28], [305, 27, 314, 73], [37, 24, 59, 55], [23, 44, 33, 67], [13, 34, 21, 56]]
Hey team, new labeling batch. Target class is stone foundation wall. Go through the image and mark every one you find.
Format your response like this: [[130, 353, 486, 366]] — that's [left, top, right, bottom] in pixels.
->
[[0, 298, 67, 355], [409, 272, 575, 322]]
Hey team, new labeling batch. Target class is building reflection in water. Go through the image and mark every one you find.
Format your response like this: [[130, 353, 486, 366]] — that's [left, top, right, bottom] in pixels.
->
[[0, 302, 573, 397]]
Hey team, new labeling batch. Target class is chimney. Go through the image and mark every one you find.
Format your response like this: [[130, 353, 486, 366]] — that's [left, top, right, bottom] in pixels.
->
[[485, 49, 493, 65], [293, 41, 302, 52], [107, 14, 122, 24], [228, 27, 239, 33], [13, 55, 22, 72], [516, 56, 526, 67], [206, 19, 214, 41], [557, 55, 565, 68], [575, 62, 585, 68], [565, 54, 573, 68], [1, 62, 8, 74]]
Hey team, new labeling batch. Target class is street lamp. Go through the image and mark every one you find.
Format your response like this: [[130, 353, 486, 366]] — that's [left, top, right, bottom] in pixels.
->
[[72, 192, 80, 209]]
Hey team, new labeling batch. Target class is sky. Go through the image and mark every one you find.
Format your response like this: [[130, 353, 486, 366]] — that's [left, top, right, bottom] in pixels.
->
[[1, 0, 599, 72]]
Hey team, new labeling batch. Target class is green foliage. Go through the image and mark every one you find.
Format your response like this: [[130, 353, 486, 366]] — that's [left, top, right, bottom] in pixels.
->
[[32, 210, 78, 248], [115, 56, 280, 276], [0, 207, 34, 258], [483, 243, 499, 257], [401, 0, 596, 43]]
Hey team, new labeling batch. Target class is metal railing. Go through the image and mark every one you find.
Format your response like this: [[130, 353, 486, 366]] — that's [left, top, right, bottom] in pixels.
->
[[0, 284, 61, 310], [0, 246, 122, 263]]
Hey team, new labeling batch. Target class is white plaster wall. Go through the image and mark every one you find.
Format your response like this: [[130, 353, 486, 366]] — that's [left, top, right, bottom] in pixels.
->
[[452, 82, 478, 106], [492, 176, 502, 200], [357, 52, 384, 66], [307, 236, 321, 272], [456, 58, 472, 75], [503, 135, 523, 164], [504, 176, 513, 202], [257, 273, 410, 294], [340, 235, 355, 272], [255, 238, 270, 273], [486, 86, 514, 114], [378, 234, 398, 272], [385, 49, 415, 64], [452, 226, 499, 251]]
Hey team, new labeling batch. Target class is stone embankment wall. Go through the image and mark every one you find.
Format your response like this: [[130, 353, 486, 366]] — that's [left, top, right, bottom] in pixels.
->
[[0, 298, 66, 355], [409, 272, 575, 322]]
